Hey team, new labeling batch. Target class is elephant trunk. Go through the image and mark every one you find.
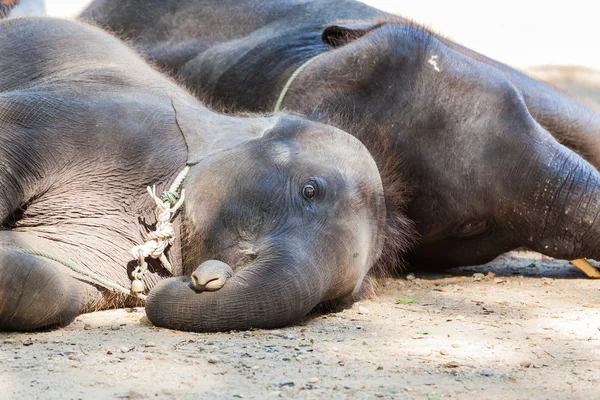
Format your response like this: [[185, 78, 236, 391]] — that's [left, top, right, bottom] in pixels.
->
[[145, 241, 328, 332], [524, 139, 600, 261]]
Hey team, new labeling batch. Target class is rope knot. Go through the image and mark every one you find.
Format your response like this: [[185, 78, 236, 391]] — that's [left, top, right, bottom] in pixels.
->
[[130, 166, 190, 288], [161, 190, 180, 206]]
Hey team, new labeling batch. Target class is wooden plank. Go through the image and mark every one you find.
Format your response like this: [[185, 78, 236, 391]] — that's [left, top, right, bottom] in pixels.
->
[[570, 259, 600, 279]]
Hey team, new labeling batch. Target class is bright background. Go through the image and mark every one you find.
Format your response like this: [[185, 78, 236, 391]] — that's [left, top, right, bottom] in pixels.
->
[[9, 0, 600, 70], [361, 0, 599, 70]]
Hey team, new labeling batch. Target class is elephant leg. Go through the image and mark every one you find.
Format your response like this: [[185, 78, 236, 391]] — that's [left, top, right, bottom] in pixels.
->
[[0, 249, 89, 331], [144, 40, 210, 74]]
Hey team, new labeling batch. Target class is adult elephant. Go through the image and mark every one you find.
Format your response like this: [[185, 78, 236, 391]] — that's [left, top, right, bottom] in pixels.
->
[[83, 0, 600, 269], [0, 18, 412, 332]]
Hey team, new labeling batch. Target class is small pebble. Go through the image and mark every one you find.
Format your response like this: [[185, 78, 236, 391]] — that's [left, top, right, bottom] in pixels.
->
[[308, 377, 319, 384], [358, 306, 370, 314], [144, 342, 156, 348], [451, 343, 460, 348], [443, 361, 460, 368], [494, 278, 504, 284], [472, 273, 484, 281], [277, 380, 295, 387], [84, 324, 92, 330], [207, 357, 220, 364], [3, 339, 15, 344], [481, 369, 494, 376], [111, 324, 121, 331], [376, 366, 384, 370], [440, 350, 449, 355], [406, 273, 416, 281], [520, 361, 532, 368], [120, 346, 130, 353]]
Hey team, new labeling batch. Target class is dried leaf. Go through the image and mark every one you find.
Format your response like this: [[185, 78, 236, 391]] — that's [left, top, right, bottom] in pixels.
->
[[396, 298, 416, 304]]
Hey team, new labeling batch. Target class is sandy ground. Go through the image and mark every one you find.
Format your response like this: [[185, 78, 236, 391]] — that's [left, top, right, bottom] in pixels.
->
[[1, 251, 599, 400]]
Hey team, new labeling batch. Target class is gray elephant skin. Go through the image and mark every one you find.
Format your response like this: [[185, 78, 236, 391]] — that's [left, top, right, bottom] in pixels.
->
[[83, 0, 600, 270], [0, 18, 414, 332]]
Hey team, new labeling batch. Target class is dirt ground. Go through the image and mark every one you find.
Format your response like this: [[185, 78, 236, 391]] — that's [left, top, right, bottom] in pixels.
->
[[1, 250, 599, 400]]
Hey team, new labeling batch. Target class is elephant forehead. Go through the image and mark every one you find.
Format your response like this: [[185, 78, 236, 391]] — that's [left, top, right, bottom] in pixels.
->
[[264, 141, 297, 165]]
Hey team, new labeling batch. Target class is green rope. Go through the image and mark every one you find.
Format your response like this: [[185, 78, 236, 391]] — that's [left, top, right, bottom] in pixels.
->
[[16, 248, 147, 301], [273, 52, 328, 113], [161, 190, 179, 206]]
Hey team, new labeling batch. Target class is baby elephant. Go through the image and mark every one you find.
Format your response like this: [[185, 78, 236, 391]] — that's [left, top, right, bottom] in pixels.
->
[[0, 18, 414, 332]]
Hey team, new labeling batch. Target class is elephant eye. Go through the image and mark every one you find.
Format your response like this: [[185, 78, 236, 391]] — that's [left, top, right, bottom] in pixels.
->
[[459, 223, 474, 233], [456, 220, 490, 238], [302, 184, 316, 199]]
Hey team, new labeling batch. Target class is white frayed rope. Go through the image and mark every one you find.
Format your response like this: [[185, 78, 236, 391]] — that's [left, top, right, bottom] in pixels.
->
[[131, 166, 189, 282]]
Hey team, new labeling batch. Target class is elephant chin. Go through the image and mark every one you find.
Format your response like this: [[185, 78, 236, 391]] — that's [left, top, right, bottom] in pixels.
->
[[145, 249, 328, 332]]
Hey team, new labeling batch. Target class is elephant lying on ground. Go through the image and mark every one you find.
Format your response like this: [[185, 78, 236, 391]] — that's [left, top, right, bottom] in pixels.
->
[[0, 18, 414, 332], [83, 0, 600, 269]]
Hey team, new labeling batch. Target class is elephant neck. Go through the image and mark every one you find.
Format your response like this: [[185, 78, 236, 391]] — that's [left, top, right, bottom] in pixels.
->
[[166, 215, 185, 275]]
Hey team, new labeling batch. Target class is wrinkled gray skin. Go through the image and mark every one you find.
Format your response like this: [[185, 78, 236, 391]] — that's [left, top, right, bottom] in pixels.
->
[[83, 0, 600, 268], [0, 18, 397, 332]]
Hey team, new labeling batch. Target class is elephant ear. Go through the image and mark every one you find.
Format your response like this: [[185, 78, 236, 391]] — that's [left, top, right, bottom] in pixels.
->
[[171, 95, 207, 165], [171, 94, 280, 165], [322, 22, 384, 48]]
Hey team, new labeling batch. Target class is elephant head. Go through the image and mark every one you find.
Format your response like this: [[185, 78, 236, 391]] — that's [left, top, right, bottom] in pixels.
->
[[288, 22, 600, 268], [146, 114, 414, 331]]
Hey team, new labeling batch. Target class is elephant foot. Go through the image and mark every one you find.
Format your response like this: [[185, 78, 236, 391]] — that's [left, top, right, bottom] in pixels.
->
[[191, 260, 233, 291], [0, 250, 85, 331]]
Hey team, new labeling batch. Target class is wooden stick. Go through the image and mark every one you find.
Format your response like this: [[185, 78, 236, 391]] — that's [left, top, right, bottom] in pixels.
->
[[570, 259, 600, 279]]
